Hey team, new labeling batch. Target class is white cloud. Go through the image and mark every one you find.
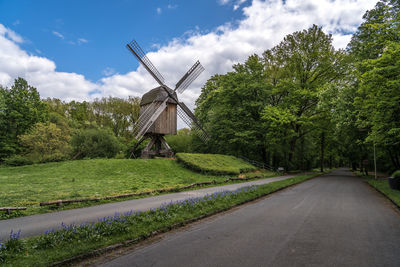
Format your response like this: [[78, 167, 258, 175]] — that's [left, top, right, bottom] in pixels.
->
[[102, 67, 115, 76], [77, 38, 88, 44], [167, 4, 178, 9], [0, 0, 376, 111], [157, 7, 162, 14], [52, 31, 64, 39]]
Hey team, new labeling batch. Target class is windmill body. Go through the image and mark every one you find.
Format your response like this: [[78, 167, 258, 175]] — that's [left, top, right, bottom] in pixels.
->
[[126, 40, 208, 158], [140, 86, 177, 135]]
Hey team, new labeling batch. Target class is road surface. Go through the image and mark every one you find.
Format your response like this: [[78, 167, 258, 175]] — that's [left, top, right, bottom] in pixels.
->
[[99, 169, 400, 267], [0, 174, 295, 242]]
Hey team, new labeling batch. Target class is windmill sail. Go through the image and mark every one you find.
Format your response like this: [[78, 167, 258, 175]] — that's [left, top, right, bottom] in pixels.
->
[[126, 40, 165, 86], [175, 60, 205, 94], [132, 98, 168, 140], [177, 102, 209, 142]]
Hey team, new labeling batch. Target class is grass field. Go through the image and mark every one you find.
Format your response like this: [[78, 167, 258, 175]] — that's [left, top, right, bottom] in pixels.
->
[[0, 157, 274, 217], [176, 153, 257, 175]]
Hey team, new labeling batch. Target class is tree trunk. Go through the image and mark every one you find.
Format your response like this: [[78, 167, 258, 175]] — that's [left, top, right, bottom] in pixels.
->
[[320, 132, 325, 172], [288, 137, 297, 170]]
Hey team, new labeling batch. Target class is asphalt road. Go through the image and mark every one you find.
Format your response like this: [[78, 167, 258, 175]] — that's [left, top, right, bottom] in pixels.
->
[[0, 174, 294, 242], [99, 169, 400, 267]]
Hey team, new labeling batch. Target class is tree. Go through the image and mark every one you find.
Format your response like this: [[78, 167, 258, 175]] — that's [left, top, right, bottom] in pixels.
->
[[356, 41, 400, 169], [0, 78, 48, 160], [19, 122, 72, 162], [196, 55, 271, 161], [261, 25, 348, 169], [347, 0, 400, 171]]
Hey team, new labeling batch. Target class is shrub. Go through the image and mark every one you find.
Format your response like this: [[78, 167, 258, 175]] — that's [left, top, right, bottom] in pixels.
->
[[165, 134, 193, 153], [391, 170, 400, 178], [3, 155, 33, 166], [71, 128, 122, 159], [19, 122, 72, 163]]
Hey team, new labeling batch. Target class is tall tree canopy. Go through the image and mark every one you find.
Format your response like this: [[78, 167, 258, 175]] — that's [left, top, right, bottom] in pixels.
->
[[0, 78, 48, 160], [196, 25, 348, 170]]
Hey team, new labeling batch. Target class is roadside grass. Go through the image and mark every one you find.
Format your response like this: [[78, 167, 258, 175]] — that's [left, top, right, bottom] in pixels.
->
[[367, 179, 400, 207], [176, 153, 257, 175], [353, 170, 400, 208], [0, 172, 321, 266], [0, 158, 275, 219]]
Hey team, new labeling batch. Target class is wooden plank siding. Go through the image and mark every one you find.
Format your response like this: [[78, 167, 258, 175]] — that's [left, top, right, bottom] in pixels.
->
[[140, 103, 177, 135]]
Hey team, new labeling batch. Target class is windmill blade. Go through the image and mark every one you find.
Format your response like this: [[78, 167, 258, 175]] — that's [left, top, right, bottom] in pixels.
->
[[175, 60, 204, 94], [126, 40, 165, 86], [133, 98, 169, 140], [177, 102, 209, 142]]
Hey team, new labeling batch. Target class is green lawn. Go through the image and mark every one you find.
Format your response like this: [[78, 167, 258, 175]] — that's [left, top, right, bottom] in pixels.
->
[[176, 153, 257, 175], [0, 159, 227, 207], [0, 157, 274, 217]]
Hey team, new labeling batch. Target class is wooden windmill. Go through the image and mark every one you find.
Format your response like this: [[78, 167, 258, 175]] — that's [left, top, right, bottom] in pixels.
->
[[126, 40, 209, 158]]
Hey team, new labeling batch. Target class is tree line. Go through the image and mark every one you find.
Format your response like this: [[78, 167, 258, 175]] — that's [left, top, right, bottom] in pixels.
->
[[194, 0, 399, 172], [0, 78, 141, 165], [0, 0, 398, 173]]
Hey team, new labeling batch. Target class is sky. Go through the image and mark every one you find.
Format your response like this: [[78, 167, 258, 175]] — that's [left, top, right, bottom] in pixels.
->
[[0, 0, 377, 110]]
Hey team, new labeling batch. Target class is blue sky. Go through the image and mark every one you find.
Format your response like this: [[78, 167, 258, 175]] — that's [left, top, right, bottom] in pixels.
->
[[0, 0, 249, 81], [0, 0, 376, 107]]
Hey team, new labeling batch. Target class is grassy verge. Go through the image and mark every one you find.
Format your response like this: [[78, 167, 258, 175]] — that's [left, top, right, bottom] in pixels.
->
[[176, 153, 257, 175], [0, 172, 322, 266], [366, 179, 400, 207]]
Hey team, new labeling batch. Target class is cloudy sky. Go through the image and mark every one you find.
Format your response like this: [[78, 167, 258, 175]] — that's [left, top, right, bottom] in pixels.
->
[[0, 0, 376, 109]]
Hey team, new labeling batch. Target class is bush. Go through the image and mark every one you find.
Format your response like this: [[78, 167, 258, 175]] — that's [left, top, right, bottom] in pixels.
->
[[19, 122, 72, 163], [3, 155, 33, 166], [176, 153, 257, 175], [71, 128, 122, 159], [165, 134, 193, 153], [391, 170, 400, 179]]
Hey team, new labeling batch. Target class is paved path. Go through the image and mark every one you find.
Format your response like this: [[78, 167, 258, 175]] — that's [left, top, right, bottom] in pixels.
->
[[0, 175, 295, 242], [99, 169, 400, 267]]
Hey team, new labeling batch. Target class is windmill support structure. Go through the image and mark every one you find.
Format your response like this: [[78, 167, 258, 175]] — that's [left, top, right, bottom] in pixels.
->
[[141, 133, 173, 158]]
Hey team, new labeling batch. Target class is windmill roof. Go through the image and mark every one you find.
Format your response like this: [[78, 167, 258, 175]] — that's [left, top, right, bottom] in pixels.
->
[[140, 86, 178, 106]]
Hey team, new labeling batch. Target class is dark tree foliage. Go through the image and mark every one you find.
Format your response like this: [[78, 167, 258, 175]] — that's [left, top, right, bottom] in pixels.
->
[[71, 128, 123, 159]]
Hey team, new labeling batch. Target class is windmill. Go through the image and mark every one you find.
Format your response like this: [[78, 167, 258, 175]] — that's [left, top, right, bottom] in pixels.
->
[[126, 40, 209, 158]]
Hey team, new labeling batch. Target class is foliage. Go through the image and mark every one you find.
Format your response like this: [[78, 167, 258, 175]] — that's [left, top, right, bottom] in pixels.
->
[[3, 155, 33, 166], [0, 78, 48, 160], [392, 170, 400, 178], [44, 96, 140, 139], [2, 172, 319, 265], [71, 128, 123, 159], [176, 153, 257, 175], [348, 0, 400, 171], [355, 41, 400, 169], [196, 25, 347, 170], [165, 128, 194, 153], [19, 122, 72, 163]]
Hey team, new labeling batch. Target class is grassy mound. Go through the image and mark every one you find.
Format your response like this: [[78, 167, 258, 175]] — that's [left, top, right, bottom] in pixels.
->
[[176, 153, 257, 175]]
